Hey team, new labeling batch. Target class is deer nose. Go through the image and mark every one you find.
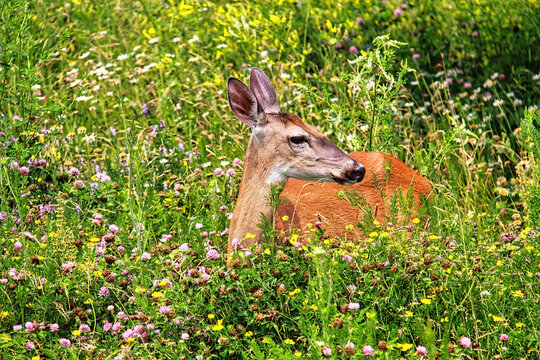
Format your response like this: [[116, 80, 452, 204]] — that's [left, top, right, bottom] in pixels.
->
[[350, 162, 365, 182]]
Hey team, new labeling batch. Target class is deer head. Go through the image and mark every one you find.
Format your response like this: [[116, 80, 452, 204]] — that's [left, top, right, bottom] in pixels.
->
[[227, 68, 365, 186]]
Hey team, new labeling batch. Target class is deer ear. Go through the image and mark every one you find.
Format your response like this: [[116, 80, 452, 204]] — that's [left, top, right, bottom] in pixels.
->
[[227, 77, 262, 127], [249, 67, 280, 114]]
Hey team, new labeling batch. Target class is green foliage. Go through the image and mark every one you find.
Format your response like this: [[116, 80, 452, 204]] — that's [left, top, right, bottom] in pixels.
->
[[0, 0, 538, 359]]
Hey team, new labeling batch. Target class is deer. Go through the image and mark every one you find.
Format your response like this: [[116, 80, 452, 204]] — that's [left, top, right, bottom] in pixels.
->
[[227, 68, 431, 253]]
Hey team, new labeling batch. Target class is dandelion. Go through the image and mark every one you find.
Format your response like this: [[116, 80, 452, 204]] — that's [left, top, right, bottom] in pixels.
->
[[212, 319, 224, 331]]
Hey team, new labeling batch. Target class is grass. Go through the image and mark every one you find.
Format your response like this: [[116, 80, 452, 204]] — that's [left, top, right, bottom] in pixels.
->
[[0, 0, 539, 359]]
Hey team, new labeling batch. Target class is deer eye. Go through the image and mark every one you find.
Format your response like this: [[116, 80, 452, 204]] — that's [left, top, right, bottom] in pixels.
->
[[289, 136, 308, 145]]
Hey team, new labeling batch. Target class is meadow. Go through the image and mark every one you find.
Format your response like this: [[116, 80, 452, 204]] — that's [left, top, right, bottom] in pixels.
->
[[0, 0, 539, 359]]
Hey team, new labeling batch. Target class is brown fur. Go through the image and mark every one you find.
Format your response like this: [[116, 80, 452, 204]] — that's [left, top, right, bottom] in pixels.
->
[[275, 151, 431, 239]]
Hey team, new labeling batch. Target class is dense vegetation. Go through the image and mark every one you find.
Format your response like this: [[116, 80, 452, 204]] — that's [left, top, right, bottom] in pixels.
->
[[0, 0, 538, 359]]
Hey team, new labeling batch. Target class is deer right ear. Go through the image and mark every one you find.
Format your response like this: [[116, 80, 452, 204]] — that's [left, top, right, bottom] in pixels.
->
[[227, 77, 262, 127]]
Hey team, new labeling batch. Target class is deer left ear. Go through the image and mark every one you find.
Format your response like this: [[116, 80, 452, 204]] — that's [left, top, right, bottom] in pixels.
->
[[250, 67, 280, 114]]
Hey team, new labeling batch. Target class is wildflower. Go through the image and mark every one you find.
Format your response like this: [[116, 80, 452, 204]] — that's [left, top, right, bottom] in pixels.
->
[[416, 346, 428, 356], [25, 321, 36, 332], [181, 333, 190, 341], [141, 252, 151, 260], [25, 341, 35, 351], [49, 323, 59, 332], [206, 249, 219, 260], [493, 99, 504, 107], [321, 346, 332, 357], [513, 99, 523, 106], [59, 338, 71, 346], [99, 286, 110, 298], [348, 302, 360, 310], [123, 328, 135, 340], [214, 168, 224, 176], [459, 337, 471, 348], [109, 224, 119, 233], [471, 31, 479, 37], [420, 298, 432, 305], [412, 53, 420, 60], [226, 168, 235, 176], [14, 241, 22, 252], [349, 46, 358, 55], [362, 345, 374, 356], [500, 333, 509, 341], [212, 319, 224, 331], [464, 82, 472, 88], [393, 8, 403, 16], [69, 167, 80, 176], [412, 218, 420, 224], [19, 166, 30, 175], [159, 306, 171, 315], [342, 254, 353, 263]]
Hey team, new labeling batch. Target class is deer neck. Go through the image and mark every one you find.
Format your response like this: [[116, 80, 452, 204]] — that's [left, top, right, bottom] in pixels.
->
[[228, 136, 282, 252]]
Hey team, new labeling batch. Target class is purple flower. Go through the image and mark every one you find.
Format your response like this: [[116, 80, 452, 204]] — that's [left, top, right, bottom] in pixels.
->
[[14, 241, 22, 252], [50, 323, 59, 332], [141, 252, 151, 260], [99, 286, 110, 297], [464, 82, 472, 89], [322, 346, 332, 357], [362, 345, 374, 356], [214, 168, 224, 176], [59, 338, 71, 347], [472, 31, 479, 37], [394, 8, 403, 16], [458, 336, 471, 348], [103, 322, 112, 332], [356, 17, 365, 26], [206, 249, 219, 260], [500, 333, 509, 341], [13, 325, 22, 331], [342, 254, 353, 263], [79, 324, 91, 332], [19, 166, 29, 176], [226, 168, 236, 177], [123, 328, 135, 340], [25, 341, 35, 351], [348, 302, 360, 309], [412, 53, 420, 60], [109, 224, 119, 233], [159, 306, 171, 315], [445, 77, 453, 85], [416, 346, 427, 356], [69, 167, 80, 176], [142, 103, 149, 115], [25, 321, 36, 332], [349, 46, 358, 55]]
